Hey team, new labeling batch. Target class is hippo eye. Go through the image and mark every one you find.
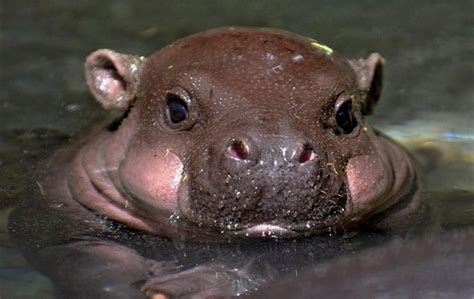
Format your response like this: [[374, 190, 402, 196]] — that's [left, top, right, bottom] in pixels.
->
[[335, 100, 358, 134], [167, 94, 189, 124]]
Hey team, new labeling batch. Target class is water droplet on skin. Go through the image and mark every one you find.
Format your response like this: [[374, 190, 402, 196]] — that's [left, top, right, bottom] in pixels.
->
[[271, 64, 283, 73], [291, 54, 304, 62], [266, 52, 275, 61], [169, 213, 180, 221]]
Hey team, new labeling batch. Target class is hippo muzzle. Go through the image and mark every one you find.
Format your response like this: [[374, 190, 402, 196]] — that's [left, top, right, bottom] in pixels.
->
[[69, 27, 419, 239], [179, 116, 348, 236]]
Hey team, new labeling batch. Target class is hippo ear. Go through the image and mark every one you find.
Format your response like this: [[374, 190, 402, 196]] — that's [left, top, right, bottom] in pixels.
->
[[349, 53, 384, 115], [85, 49, 146, 111]]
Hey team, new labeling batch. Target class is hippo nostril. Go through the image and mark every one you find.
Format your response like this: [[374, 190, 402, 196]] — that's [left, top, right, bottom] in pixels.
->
[[226, 138, 250, 160], [299, 145, 315, 163]]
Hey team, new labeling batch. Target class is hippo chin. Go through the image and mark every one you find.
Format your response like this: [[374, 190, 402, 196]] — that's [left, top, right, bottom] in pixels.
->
[[66, 27, 418, 239]]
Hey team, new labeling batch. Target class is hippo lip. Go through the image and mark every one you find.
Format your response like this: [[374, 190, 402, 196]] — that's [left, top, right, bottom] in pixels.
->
[[174, 214, 308, 238], [229, 220, 340, 237], [235, 224, 295, 237]]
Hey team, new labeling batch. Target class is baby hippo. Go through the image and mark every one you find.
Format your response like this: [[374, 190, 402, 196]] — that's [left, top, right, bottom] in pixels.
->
[[69, 27, 420, 239], [9, 27, 422, 298]]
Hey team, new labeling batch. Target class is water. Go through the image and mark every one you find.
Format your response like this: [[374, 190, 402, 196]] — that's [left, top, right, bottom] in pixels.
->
[[1, 0, 473, 297]]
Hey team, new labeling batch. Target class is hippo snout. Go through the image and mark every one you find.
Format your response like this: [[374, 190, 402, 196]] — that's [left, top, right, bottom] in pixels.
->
[[183, 130, 347, 233]]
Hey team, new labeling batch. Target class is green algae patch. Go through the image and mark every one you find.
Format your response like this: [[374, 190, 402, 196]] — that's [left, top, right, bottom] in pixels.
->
[[310, 40, 333, 55]]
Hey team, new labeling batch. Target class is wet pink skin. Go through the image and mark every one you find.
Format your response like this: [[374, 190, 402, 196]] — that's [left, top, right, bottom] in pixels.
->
[[345, 128, 420, 228], [65, 27, 420, 239], [68, 125, 185, 236]]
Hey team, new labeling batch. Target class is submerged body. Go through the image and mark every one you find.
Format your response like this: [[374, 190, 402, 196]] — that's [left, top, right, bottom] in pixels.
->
[[10, 27, 420, 297], [246, 228, 474, 299]]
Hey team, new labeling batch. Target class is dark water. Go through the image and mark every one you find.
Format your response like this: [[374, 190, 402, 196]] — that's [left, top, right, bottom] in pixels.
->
[[1, 0, 473, 298]]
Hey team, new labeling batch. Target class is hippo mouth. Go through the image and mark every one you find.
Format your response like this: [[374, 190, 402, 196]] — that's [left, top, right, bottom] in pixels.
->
[[179, 156, 349, 236], [235, 224, 295, 237]]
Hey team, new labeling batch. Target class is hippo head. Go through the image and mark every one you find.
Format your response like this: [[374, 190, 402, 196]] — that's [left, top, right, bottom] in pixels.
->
[[81, 27, 413, 239]]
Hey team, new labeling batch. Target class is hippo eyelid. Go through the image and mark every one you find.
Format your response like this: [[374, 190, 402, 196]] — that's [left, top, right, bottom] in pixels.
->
[[165, 86, 193, 106], [333, 91, 350, 111]]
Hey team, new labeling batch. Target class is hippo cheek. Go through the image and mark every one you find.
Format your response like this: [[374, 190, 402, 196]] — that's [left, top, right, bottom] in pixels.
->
[[119, 151, 183, 216], [346, 154, 391, 220]]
